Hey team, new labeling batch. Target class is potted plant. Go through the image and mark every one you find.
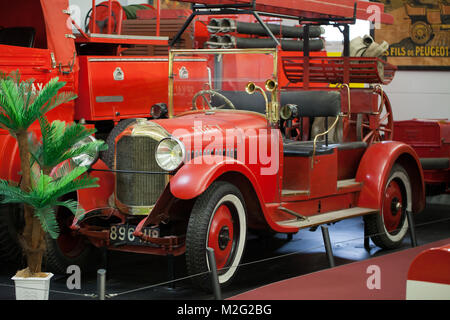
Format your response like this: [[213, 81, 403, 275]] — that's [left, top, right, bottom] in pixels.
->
[[0, 71, 105, 299]]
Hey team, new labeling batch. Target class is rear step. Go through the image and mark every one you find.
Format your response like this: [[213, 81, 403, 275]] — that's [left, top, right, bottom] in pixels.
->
[[277, 207, 378, 229]]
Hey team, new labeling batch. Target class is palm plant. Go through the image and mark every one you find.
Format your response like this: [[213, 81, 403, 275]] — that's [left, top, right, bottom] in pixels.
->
[[0, 71, 103, 275], [0, 167, 98, 240], [31, 117, 107, 176]]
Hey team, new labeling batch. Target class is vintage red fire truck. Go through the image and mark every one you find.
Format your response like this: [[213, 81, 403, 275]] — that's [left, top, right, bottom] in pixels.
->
[[1, 0, 427, 291], [70, 0, 426, 290]]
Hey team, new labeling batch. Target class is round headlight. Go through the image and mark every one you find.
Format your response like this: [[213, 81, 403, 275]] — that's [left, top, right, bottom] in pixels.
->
[[72, 136, 99, 167], [155, 137, 185, 171]]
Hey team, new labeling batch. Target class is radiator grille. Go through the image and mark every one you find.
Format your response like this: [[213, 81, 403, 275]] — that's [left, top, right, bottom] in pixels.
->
[[115, 135, 166, 207]]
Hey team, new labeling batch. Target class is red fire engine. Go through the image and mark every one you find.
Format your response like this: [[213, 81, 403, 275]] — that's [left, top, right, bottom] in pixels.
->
[[0, 0, 430, 291]]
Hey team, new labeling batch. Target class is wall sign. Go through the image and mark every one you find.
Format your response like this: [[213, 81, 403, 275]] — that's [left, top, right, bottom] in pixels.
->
[[373, 0, 450, 70]]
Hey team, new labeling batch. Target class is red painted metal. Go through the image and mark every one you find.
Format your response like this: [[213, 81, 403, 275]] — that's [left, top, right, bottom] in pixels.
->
[[356, 141, 425, 213], [76, 160, 114, 214], [408, 244, 450, 285], [175, 0, 394, 24], [75, 56, 208, 121], [394, 119, 450, 189], [382, 180, 403, 233], [282, 56, 397, 86], [208, 204, 234, 269]]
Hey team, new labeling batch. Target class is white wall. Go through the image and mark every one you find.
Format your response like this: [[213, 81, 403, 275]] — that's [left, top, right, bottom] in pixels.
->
[[384, 71, 450, 121], [323, 22, 450, 122]]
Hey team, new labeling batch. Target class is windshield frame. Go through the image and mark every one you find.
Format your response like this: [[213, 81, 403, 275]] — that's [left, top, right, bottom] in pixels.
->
[[168, 48, 279, 121]]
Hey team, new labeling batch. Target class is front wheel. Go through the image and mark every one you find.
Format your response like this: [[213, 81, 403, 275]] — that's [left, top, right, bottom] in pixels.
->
[[186, 181, 247, 291], [364, 164, 412, 249]]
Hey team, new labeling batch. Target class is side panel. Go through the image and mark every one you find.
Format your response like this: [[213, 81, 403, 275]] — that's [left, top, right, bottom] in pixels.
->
[[356, 141, 425, 213], [0, 132, 21, 182], [75, 56, 209, 121]]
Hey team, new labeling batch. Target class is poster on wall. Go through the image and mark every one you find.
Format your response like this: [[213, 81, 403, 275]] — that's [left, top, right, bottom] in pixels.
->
[[373, 0, 450, 69]]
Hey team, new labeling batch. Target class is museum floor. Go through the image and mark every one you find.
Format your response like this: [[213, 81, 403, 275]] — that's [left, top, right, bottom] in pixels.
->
[[0, 195, 449, 300]]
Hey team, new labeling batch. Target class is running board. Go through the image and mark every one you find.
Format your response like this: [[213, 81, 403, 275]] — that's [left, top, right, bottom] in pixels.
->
[[276, 207, 378, 229]]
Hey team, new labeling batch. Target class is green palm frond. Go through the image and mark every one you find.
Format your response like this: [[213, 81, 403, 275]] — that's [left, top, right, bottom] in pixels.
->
[[0, 180, 34, 206], [0, 72, 76, 134], [35, 206, 59, 240], [33, 117, 107, 171], [0, 167, 99, 239], [54, 199, 85, 220]]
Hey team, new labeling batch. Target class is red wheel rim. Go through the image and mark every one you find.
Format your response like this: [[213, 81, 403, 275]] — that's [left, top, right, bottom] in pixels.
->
[[382, 180, 403, 233], [208, 204, 234, 270]]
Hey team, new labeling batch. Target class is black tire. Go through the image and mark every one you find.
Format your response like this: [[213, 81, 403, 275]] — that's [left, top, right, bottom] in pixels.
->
[[364, 164, 412, 249], [100, 118, 138, 168], [186, 181, 247, 291], [0, 203, 24, 266]]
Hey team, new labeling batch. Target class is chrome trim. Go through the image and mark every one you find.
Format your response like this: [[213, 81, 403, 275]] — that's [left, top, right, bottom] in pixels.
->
[[89, 33, 169, 41], [155, 136, 186, 172]]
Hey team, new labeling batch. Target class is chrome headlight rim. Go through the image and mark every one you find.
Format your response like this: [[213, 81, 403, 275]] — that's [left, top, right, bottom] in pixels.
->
[[71, 135, 100, 167], [155, 136, 186, 172]]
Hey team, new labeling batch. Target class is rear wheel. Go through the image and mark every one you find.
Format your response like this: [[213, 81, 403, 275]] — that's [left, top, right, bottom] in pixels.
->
[[364, 164, 411, 249], [186, 181, 247, 291]]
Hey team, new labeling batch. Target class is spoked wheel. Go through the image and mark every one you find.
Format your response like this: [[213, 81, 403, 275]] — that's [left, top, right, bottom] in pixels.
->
[[356, 86, 394, 144], [192, 90, 235, 110], [410, 21, 433, 45], [364, 164, 412, 249], [186, 181, 247, 291]]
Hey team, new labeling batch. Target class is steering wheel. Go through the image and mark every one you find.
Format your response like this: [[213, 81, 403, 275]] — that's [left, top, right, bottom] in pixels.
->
[[192, 90, 236, 110]]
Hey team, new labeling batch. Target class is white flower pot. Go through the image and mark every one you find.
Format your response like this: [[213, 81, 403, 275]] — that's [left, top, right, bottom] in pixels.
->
[[11, 273, 53, 300]]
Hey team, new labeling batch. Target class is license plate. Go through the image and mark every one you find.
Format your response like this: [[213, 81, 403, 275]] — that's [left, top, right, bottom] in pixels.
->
[[109, 224, 160, 246]]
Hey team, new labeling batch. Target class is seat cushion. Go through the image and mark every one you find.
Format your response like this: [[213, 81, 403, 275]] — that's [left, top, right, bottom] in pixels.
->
[[283, 140, 334, 157], [213, 90, 341, 118]]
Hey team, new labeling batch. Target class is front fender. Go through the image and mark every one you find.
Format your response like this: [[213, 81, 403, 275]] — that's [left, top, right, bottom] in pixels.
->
[[356, 141, 425, 213], [77, 159, 115, 213], [170, 155, 263, 201]]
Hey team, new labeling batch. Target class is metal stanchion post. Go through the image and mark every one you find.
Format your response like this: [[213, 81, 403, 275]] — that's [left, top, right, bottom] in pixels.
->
[[321, 225, 335, 268], [97, 269, 106, 300], [167, 253, 175, 289], [406, 211, 418, 247], [206, 247, 222, 300]]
